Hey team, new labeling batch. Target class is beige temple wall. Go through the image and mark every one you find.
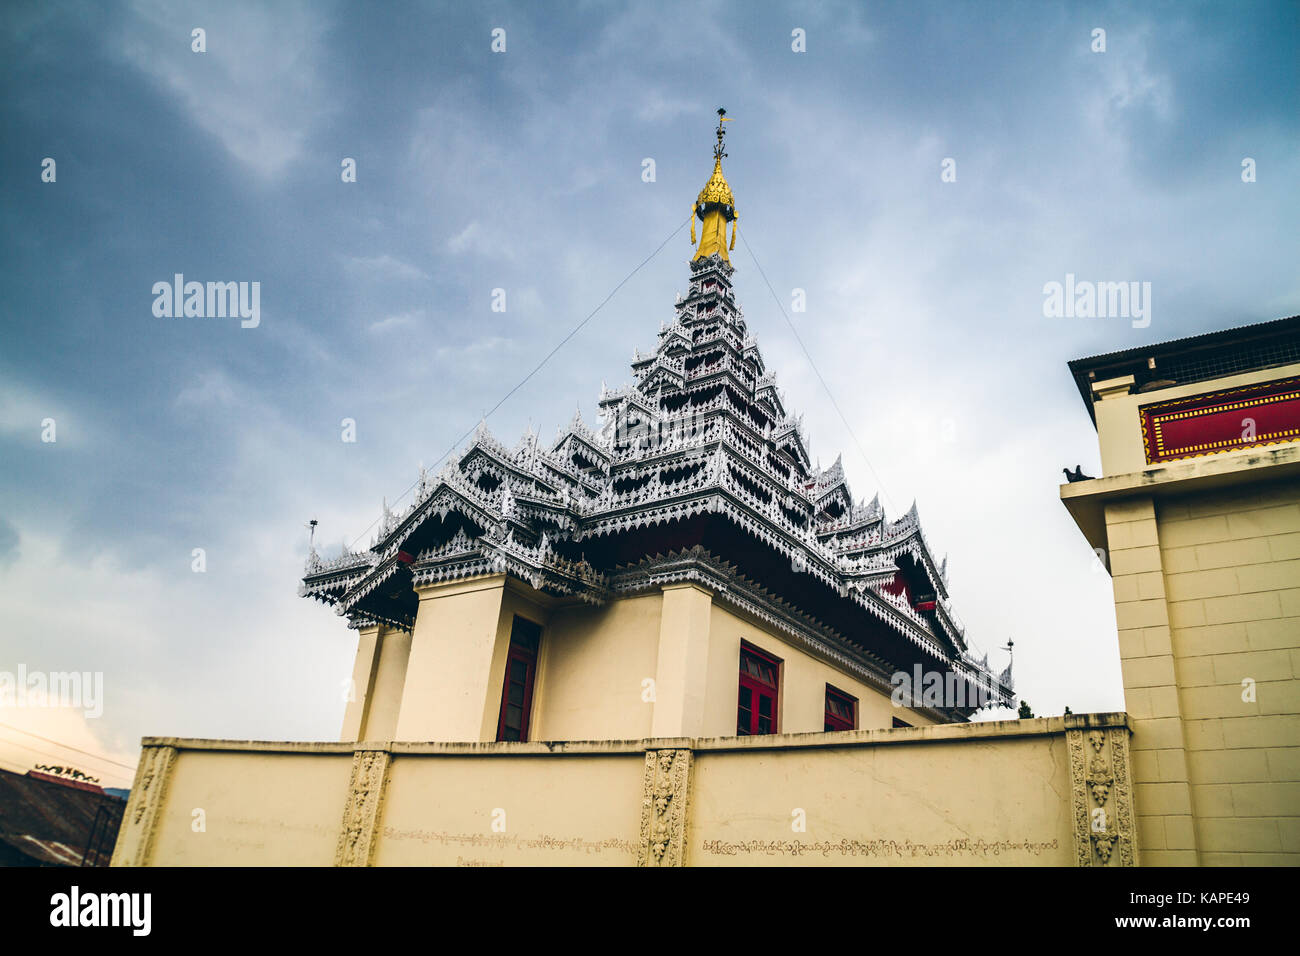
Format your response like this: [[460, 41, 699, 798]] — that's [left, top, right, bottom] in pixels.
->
[[394, 576, 523, 742], [530, 593, 662, 741], [343, 574, 940, 748], [111, 714, 1134, 867], [345, 625, 412, 741]]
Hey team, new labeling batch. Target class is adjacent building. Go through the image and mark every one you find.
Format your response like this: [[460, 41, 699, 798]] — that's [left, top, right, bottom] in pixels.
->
[[0, 768, 124, 867], [1061, 315, 1300, 864]]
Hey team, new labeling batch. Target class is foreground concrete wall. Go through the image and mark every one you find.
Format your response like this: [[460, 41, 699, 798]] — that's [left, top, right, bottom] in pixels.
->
[[375, 752, 645, 865], [112, 713, 1134, 867], [110, 745, 356, 867], [689, 735, 1071, 865]]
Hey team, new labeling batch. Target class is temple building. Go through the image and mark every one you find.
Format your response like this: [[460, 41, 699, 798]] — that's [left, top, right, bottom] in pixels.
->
[[115, 116, 1300, 869], [299, 112, 1013, 746]]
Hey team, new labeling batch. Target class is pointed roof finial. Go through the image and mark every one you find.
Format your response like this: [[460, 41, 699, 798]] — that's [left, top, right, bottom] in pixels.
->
[[692, 108, 737, 263]]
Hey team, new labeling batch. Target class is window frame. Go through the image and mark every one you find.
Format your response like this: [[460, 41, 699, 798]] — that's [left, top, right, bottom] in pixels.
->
[[824, 684, 858, 732], [736, 641, 781, 736], [495, 616, 542, 742]]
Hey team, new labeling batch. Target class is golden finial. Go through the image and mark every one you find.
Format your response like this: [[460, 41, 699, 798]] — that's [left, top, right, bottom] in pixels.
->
[[691, 107, 737, 262]]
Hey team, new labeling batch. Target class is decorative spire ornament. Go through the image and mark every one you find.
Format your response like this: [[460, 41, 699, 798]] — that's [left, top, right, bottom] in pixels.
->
[[691, 107, 737, 263]]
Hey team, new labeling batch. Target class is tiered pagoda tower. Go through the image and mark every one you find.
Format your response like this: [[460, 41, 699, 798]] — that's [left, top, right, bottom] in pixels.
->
[[301, 112, 1013, 742]]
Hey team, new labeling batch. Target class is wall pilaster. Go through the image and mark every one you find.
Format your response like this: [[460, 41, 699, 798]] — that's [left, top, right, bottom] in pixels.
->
[[1103, 496, 1198, 864], [109, 744, 178, 867], [341, 624, 381, 742], [1067, 719, 1139, 866], [334, 747, 391, 866], [638, 747, 693, 866], [650, 583, 713, 738]]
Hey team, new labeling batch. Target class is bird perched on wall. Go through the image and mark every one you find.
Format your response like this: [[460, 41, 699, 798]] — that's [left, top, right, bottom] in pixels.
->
[[1063, 465, 1093, 482]]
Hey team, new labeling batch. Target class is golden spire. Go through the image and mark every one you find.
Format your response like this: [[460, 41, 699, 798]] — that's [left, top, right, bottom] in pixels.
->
[[691, 107, 737, 263]]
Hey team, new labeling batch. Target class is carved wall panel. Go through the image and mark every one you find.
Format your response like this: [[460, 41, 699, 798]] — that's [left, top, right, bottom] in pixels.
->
[[638, 748, 693, 866], [1067, 726, 1137, 866], [110, 744, 178, 867], [335, 748, 392, 866]]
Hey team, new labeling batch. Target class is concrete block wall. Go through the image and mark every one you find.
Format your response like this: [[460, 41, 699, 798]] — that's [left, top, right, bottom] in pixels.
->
[[1104, 479, 1300, 865], [1155, 480, 1300, 865], [1104, 496, 1198, 864]]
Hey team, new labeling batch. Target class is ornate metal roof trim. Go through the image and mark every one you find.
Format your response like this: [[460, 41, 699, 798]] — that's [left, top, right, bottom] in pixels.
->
[[300, 242, 1008, 698]]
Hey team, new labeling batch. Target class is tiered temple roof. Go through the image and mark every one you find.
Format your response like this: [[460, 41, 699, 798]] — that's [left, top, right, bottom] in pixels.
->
[[301, 113, 1013, 719]]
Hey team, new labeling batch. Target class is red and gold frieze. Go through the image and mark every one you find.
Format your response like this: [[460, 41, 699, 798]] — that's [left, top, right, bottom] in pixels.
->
[[1139, 376, 1300, 464]]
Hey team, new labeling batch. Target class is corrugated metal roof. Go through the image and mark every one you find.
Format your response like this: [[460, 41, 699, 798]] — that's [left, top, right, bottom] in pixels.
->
[[0, 834, 84, 866], [1066, 314, 1300, 424], [1069, 314, 1300, 369], [0, 767, 125, 867]]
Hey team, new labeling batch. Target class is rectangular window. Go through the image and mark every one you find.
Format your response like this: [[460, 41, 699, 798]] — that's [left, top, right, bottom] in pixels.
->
[[495, 616, 541, 742], [737, 643, 780, 736], [892, 716, 912, 729], [824, 685, 857, 732]]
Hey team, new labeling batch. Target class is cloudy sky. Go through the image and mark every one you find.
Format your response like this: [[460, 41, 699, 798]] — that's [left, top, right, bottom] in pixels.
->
[[1, 0, 1296, 787]]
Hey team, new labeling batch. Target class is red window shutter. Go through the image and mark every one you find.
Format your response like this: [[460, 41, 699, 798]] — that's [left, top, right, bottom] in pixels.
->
[[824, 685, 857, 732], [737, 643, 781, 736], [496, 617, 541, 742]]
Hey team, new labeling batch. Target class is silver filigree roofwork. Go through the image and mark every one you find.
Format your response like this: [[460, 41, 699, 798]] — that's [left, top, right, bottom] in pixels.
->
[[300, 253, 1011, 709]]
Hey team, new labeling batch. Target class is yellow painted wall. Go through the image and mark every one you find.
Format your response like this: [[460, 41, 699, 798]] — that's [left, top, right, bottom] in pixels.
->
[[374, 753, 644, 866], [531, 593, 662, 741], [1103, 496, 1197, 865], [341, 626, 379, 741], [393, 576, 513, 742], [651, 583, 714, 736], [114, 719, 1100, 867], [688, 735, 1073, 865], [343, 573, 946, 747], [147, 749, 355, 866], [1156, 480, 1300, 864], [1104, 484, 1300, 864], [362, 625, 412, 740]]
